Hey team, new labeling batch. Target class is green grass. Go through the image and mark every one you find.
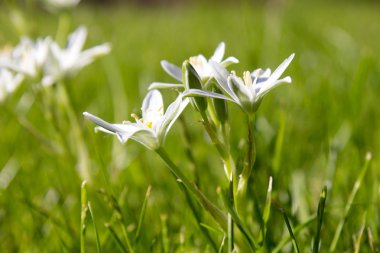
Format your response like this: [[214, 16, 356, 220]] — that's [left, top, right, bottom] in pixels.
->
[[1, 1, 380, 252]]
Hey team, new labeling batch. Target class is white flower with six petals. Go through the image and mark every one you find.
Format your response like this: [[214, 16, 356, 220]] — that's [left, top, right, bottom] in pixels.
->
[[149, 42, 239, 90], [83, 90, 189, 150]]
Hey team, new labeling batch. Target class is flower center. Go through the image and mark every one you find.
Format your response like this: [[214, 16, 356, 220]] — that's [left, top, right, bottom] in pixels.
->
[[131, 113, 153, 128]]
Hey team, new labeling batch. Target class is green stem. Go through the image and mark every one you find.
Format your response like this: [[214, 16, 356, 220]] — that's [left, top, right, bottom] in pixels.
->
[[56, 82, 91, 180], [155, 147, 227, 232], [236, 115, 256, 211], [80, 181, 88, 253]]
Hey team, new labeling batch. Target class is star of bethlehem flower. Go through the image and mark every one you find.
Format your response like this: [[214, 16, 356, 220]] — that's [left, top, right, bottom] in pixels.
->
[[83, 90, 189, 150], [43, 26, 111, 86], [0, 37, 51, 79], [149, 42, 239, 90], [0, 68, 24, 102], [0, 26, 111, 87], [184, 53, 295, 114]]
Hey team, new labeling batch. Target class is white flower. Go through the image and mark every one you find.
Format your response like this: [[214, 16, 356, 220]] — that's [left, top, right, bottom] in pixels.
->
[[0, 37, 51, 79], [209, 53, 295, 113], [0, 68, 24, 102], [149, 42, 239, 90], [43, 0, 80, 10], [83, 90, 189, 150], [43, 26, 111, 86]]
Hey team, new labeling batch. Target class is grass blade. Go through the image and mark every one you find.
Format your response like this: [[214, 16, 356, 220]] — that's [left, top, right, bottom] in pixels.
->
[[312, 186, 327, 253], [280, 208, 300, 253], [354, 211, 367, 253], [272, 215, 316, 253], [329, 152, 372, 252], [160, 214, 169, 253], [261, 176, 273, 243], [88, 202, 101, 253], [134, 185, 151, 245], [81, 181, 88, 253], [105, 223, 128, 253]]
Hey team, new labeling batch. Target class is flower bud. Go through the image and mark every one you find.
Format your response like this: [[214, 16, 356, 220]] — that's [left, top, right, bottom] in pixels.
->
[[182, 61, 207, 112]]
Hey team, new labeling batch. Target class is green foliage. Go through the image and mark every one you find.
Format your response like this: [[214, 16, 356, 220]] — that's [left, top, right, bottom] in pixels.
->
[[1, 1, 380, 252]]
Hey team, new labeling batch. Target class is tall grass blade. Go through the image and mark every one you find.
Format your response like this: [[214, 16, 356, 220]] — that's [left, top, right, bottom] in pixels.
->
[[180, 183, 219, 251], [105, 223, 128, 253], [329, 152, 372, 252], [88, 202, 101, 253], [312, 186, 327, 253], [218, 187, 258, 251], [272, 215, 316, 253], [354, 212, 367, 253], [134, 185, 151, 246], [160, 214, 169, 253], [261, 176, 273, 243], [281, 208, 300, 253], [81, 181, 88, 253]]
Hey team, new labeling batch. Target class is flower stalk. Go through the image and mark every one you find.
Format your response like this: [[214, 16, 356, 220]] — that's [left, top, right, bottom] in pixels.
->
[[155, 147, 227, 232], [236, 115, 256, 210]]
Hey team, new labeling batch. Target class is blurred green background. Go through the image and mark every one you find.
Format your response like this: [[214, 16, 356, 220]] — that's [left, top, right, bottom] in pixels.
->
[[0, 0, 379, 252]]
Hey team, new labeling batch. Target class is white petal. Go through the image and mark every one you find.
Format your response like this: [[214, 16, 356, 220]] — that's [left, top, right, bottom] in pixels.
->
[[183, 88, 235, 103], [210, 61, 235, 98], [210, 42, 225, 63], [161, 60, 182, 82], [256, 76, 292, 100], [221, 56, 239, 67], [148, 82, 184, 90], [68, 26, 87, 54], [157, 95, 189, 144], [141, 90, 164, 125], [72, 43, 111, 71], [266, 53, 294, 84], [83, 112, 123, 134]]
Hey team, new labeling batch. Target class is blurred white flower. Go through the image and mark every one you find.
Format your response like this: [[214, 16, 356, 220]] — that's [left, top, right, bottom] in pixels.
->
[[43, 26, 111, 86], [43, 0, 80, 10], [0, 26, 110, 87], [0, 68, 24, 102], [149, 42, 239, 90], [0, 37, 51, 79], [83, 90, 189, 150]]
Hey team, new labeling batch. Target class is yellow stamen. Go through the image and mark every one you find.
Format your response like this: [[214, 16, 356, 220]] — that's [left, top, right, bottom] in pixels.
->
[[243, 71, 252, 86], [131, 113, 140, 120]]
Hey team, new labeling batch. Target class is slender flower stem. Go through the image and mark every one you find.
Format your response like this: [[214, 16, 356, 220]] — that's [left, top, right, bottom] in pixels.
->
[[155, 147, 227, 232], [236, 115, 256, 212], [199, 110, 236, 181], [199, 110, 237, 251], [56, 81, 91, 180]]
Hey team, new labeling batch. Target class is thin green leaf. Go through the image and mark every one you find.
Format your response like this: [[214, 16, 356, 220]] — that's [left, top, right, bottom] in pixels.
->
[[261, 177, 273, 243], [272, 215, 317, 253], [354, 212, 367, 253], [81, 180, 88, 253], [329, 152, 372, 252], [312, 186, 327, 253], [105, 223, 128, 253], [134, 185, 151, 245], [88, 202, 101, 253], [281, 208, 300, 253]]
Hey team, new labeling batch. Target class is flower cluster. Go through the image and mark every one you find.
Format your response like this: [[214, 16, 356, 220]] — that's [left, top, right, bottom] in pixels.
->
[[84, 42, 294, 150], [0, 26, 111, 101]]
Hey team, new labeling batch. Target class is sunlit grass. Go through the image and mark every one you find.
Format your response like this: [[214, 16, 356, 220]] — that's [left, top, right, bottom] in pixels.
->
[[0, 1, 379, 252]]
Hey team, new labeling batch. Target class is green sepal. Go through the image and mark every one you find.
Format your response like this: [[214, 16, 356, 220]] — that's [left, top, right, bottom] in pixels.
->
[[183, 60, 207, 112]]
